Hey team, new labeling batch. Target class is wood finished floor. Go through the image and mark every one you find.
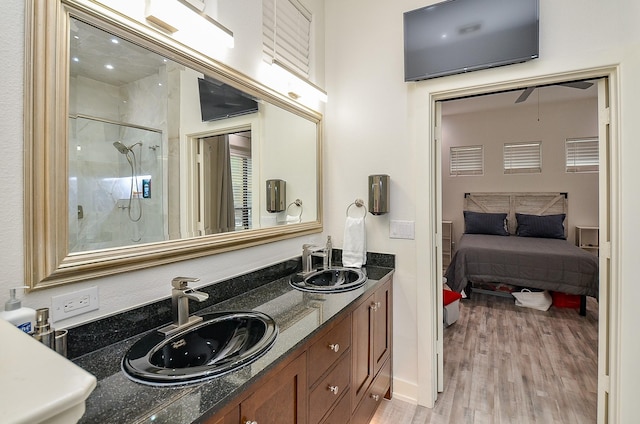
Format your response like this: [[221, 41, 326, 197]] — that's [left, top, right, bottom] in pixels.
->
[[371, 293, 599, 424]]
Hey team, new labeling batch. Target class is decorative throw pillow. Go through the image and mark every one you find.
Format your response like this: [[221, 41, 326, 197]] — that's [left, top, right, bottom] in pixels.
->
[[463, 211, 509, 236], [515, 213, 566, 239]]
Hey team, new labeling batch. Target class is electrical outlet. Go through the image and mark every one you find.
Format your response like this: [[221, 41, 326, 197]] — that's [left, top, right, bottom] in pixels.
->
[[52, 286, 99, 322]]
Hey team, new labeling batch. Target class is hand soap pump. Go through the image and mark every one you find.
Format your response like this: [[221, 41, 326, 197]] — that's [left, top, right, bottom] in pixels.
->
[[0, 286, 36, 334]]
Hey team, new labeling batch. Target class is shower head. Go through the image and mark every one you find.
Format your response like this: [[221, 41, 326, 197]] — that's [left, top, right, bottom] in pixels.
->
[[113, 141, 130, 154]]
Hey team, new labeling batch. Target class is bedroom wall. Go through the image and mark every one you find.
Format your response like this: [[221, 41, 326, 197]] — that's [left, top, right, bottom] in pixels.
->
[[441, 97, 599, 245]]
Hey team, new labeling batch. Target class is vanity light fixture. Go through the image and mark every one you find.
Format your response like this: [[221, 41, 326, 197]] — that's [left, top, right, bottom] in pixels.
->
[[271, 61, 328, 103], [145, 0, 234, 49]]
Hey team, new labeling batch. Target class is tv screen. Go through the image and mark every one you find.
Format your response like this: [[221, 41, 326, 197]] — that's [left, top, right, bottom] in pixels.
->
[[198, 77, 259, 122], [403, 0, 539, 82]]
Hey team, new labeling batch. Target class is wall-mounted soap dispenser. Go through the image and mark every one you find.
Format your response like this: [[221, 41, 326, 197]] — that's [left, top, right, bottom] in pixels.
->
[[368, 174, 390, 215], [266, 179, 286, 212]]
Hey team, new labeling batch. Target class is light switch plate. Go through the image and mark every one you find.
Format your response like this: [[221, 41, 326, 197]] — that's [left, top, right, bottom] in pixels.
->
[[390, 220, 415, 239], [51, 286, 99, 322]]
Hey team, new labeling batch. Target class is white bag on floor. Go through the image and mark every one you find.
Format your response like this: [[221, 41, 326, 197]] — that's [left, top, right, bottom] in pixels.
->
[[512, 289, 552, 311]]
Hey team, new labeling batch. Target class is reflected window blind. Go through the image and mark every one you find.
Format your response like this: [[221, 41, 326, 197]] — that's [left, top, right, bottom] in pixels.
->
[[263, 0, 311, 78], [503, 141, 542, 174], [230, 152, 252, 230], [566, 137, 599, 173], [450, 145, 483, 176]]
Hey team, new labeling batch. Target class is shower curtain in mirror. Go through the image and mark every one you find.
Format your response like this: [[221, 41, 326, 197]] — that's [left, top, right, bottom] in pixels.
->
[[202, 135, 235, 234]]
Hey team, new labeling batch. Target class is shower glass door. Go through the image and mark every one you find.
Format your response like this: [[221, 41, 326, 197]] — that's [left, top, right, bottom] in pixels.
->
[[68, 116, 165, 252]]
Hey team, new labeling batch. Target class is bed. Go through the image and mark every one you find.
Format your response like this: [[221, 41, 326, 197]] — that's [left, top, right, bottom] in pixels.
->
[[444, 192, 599, 315]]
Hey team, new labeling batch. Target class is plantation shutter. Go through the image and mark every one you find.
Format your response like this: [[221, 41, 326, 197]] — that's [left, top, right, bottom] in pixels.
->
[[263, 0, 311, 78], [566, 137, 599, 173], [230, 151, 252, 230], [450, 145, 484, 176], [503, 141, 542, 174]]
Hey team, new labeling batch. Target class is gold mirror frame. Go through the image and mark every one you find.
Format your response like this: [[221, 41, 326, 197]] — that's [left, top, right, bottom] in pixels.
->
[[24, 0, 323, 290]]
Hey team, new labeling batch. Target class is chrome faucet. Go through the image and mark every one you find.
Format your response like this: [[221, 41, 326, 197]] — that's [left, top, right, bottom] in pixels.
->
[[158, 276, 209, 336], [302, 236, 333, 273], [302, 244, 324, 273]]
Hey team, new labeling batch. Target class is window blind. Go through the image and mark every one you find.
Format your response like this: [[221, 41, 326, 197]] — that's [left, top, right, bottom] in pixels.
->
[[263, 0, 311, 78], [566, 137, 599, 173], [230, 153, 252, 230], [503, 141, 542, 174], [450, 145, 484, 176]]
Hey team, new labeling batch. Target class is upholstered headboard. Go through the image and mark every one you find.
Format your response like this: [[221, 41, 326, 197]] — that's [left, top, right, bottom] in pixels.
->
[[463, 192, 568, 237]]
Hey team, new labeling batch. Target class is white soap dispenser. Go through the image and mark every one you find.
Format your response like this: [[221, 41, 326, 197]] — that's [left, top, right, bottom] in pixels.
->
[[0, 286, 36, 334]]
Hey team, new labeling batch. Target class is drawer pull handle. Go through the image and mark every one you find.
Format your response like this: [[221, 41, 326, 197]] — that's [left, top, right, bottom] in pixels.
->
[[245, 421, 258, 424], [370, 393, 380, 402], [370, 302, 378, 311], [328, 385, 339, 395], [328, 343, 340, 353]]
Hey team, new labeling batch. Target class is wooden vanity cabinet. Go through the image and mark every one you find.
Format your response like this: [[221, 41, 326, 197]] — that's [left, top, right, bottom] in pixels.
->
[[203, 353, 307, 424], [351, 278, 392, 419], [307, 315, 352, 424], [204, 276, 393, 424], [240, 352, 307, 424]]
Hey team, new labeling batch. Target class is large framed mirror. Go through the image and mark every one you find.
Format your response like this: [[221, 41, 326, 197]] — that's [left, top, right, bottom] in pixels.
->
[[25, 0, 322, 289]]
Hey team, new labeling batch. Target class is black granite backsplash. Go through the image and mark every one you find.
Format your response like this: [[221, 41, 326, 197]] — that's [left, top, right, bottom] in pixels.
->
[[66, 251, 393, 359]]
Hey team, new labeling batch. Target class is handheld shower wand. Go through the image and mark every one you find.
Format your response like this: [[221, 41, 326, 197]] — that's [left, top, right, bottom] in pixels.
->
[[113, 141, 143, 223]]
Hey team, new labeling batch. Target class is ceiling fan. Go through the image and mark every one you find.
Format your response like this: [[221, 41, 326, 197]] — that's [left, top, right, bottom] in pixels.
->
[[515, 80, 594, 104]]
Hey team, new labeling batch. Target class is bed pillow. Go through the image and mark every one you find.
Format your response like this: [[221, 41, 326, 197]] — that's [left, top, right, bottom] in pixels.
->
[[515, 213, 566, 239], [463, 211, 509, 236]]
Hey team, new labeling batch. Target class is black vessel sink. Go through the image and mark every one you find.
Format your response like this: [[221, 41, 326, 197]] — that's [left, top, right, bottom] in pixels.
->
[[122, 311, 278, 386], [289, 267, 366, 293]]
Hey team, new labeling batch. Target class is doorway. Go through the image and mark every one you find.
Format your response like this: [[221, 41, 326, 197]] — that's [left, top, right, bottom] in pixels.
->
[[424, 69, 618, 423]]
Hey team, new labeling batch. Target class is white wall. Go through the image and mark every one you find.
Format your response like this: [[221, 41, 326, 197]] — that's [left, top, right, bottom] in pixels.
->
[[442, 97, 599, 244], [324, 0, 640, 419]]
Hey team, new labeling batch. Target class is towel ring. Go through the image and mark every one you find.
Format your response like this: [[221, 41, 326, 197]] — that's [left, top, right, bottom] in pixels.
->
[[287, 199, 303, 219], [346, 198, 366, 218]]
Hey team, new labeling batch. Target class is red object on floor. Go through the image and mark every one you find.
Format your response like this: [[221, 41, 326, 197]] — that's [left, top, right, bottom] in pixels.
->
[[552, 291, 581, 308], [443, 289, 462, 306]]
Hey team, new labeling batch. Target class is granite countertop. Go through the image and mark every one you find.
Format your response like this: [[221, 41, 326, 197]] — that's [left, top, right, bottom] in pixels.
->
[[73, 265, 394, 424]]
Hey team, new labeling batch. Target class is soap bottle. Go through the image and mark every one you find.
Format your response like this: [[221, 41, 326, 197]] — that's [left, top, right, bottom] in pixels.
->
[[0, 286, 36, 334]]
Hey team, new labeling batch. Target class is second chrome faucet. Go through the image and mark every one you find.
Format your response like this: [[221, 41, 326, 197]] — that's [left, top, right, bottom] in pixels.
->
[[158, 276, 209, 337], [302, 236, 333, 274]]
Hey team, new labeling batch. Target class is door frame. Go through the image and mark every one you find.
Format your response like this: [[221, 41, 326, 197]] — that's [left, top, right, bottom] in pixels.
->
[[419, 66, 620, 423]]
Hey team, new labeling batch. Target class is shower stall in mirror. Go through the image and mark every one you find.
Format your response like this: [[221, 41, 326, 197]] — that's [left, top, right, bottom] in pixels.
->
[[68, 116, 166, 252]]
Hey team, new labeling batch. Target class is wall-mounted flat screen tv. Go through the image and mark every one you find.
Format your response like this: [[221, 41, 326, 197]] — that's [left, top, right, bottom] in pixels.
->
[[403, 0, 539, 82], [198, 77, 259, 122]]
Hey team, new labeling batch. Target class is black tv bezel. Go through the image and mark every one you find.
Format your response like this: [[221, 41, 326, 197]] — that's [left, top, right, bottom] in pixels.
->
[[403, 0, 540, 82], [198, 77, 259, 122]]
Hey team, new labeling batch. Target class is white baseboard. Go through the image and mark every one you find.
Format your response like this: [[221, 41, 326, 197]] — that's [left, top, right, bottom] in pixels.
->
[[390, 377, 418, 404]]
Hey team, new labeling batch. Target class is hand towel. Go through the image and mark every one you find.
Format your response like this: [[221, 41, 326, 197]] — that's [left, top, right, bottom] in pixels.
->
[[285, 214, 300, 224], [343, 216, 366, 267]]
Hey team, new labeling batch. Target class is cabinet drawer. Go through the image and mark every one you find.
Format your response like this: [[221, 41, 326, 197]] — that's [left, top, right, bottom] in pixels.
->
[[309, 353, 351, 424], [308, 315, 351, 384], [320, 389, 350, 424], [351, 358, 391, 424]]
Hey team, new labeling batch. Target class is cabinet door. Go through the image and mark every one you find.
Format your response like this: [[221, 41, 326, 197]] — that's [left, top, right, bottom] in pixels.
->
[[203, 406, 239, 424], [372, 279, 392, 377], [241, 352, 307, 424], [351, 291, 375, 411], [351, 358, 391, 424]]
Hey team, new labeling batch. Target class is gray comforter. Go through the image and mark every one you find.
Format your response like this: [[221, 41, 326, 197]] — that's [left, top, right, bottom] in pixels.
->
[[445, 234, 599, 297]]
